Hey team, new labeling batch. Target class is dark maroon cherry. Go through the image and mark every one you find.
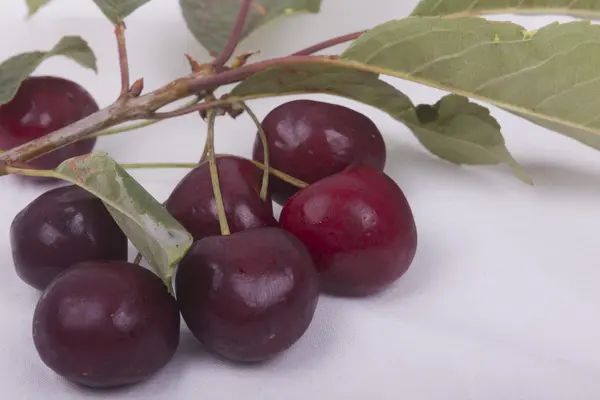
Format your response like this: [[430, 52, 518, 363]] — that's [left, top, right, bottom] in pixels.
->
[[10, 185, 128, 290], [253, 100, 386, 205], [32, 261, 180, 388], [165, 156, 277, 241], [0, 76, 99, 171], [280, 166, 417, 297], [175, 227, 319, 362]]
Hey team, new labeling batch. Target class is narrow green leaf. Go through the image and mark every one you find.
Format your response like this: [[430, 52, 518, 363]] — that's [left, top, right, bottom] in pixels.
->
[[231, 64, 529, 182], [340, 18, 600, 154], [26, 0, 52, 16], [54, 151, 193, 284], [411, 0, 600, 19], [180, 0, 322, 55], [91, 0, 153, 23], [0, 36, 97, 105]]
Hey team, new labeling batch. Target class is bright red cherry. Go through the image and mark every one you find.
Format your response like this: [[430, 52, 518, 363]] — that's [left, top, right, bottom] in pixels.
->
[[165, 156, 277, 241], [0, 76, 99, 170], [175, 227, 319, 362], [32, 261, 180, 388], [252, 100, 386, 205], [280, 166, 417, 297]]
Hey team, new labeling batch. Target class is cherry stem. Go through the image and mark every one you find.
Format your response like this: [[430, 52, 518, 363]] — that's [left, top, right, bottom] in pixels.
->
[[198, 95, 217, 163], [4, 166, 57, 178], [292, 30, 366, 56], [199, 136, 209, 163], [206, 111, 231, 235], [96, 120, 158, 137], [122, 162, 199, 169], [98, 96, 202, 136], [240, 102, 270, 201], [115, 21, 130, 100], [133, 252, 143, 265], [122, 157, 309, 189], [248, 159, 308, 189], [211, 0, 252, 70]]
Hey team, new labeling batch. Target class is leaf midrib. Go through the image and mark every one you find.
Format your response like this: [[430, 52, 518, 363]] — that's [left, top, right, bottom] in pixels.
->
[[413, 7, 600, 19], [234, 57, 600, 138]]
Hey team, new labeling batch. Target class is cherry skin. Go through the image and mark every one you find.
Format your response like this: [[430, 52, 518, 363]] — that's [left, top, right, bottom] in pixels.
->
[[175, 227, 319, 363], [252, 100, 386, 205], [10, 185, 128, 291], [165, 156, 277, 241], [0, 76, 99, 170], [32, 261, 180, 388], [280, 166, 418, 297]]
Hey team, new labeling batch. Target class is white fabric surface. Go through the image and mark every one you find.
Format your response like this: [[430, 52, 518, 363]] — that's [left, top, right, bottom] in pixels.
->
[[1, 0, 599, 398]]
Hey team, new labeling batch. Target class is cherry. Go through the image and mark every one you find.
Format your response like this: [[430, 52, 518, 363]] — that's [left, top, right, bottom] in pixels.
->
[[165, 156, 277, 241], [279, 166, 417, 297], [10, 185, 128, 291], [0, 76, 99, 171], [175, 227, 319, 363], [252, 100, 386, 205], [32, 261, 180, 388]]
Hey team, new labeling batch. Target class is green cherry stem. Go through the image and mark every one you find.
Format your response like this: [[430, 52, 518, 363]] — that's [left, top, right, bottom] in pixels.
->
[[199, 140, 209, 163], [96, 120, 158, 137], [96, 96, 203, 137], [206, 111, 231, 235], [240, 102, 270, 201], [122, 157, 309, 189], [121, 162, 198, 169], [4, 166, 57, 178], [250, 159, 308, 189]]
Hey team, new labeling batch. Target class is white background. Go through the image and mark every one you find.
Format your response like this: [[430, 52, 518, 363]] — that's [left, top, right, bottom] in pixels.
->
[[1, 0, 599, 399]]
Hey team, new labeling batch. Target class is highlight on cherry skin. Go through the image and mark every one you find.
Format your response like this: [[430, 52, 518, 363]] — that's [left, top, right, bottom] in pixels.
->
[[174, 227, 320, 363], [0, 76, 99, 173], [165, 155, 277, 241], [32, 261, 181, 388], [10, 184, 129, 291], [252, 100, 387, 205], [280, 165, 418, 297]]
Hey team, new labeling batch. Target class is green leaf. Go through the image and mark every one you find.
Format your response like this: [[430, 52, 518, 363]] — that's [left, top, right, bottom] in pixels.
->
[[408, 95, 532, 184], [340, 18, 600, 154], [91, 0, 153, 23], [231, 64, 529, 182], [411, 0, 600, 19], [180, 0, 322, 55], [26, 0, 52, 16], [0, 36, 97, 105], [54, 151, 193, 284]]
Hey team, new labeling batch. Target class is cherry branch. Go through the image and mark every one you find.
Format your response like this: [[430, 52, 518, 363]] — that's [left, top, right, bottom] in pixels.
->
[[115, 21, 130, 99], [293, 30, 365, 56], [211, 0, 252, 70], [0, 54, 344, 166]]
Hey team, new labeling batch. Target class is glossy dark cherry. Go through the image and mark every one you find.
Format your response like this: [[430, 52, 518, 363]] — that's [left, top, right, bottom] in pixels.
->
[[280, 166, 418, 297], [32, 261, 180, 388], [0, 76, 98, 170], [175, 227, 319, 362], [252, 100, 387, 205], [165, 156, 277, 241], [10, 185, 128, 290]]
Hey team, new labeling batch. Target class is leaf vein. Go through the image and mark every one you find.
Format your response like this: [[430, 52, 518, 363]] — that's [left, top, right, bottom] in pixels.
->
[[473, 40, 598, 93], [533, 75, 600, 110]]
